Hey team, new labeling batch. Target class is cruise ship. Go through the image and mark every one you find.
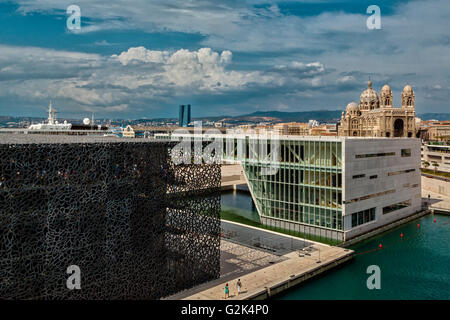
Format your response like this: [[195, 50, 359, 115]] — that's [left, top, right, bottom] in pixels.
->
[[28, 101, 72, 130]]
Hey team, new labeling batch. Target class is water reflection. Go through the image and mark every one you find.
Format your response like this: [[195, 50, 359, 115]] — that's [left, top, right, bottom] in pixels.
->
[[221, 189, 260, 223]]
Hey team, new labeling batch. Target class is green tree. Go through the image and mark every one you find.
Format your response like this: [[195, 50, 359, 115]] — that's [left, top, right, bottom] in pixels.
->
[[432, 161, 440, 173], [422, 160, 430, 169]]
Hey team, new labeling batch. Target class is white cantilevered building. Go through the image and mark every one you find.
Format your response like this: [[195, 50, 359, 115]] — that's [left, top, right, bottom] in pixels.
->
[[157, 133, 422, 243], [340, 137, 422, 240]]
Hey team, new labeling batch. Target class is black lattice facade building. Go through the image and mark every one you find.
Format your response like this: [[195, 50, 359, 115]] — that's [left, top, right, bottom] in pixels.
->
[[0, 136, 221, 299]]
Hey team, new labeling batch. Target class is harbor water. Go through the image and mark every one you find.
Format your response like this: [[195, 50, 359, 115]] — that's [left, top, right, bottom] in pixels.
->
[[221, 191, 450, 300]]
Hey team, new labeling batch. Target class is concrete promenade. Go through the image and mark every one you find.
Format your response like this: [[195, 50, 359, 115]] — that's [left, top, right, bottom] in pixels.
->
[[184, 245, 352, 300], [423, 188, 450, 215], [176, 221, 353, 300], [221, 164, 247, 190]]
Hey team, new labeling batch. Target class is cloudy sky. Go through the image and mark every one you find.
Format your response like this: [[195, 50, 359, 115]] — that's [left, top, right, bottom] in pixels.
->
[[0, 0, 449, 119]]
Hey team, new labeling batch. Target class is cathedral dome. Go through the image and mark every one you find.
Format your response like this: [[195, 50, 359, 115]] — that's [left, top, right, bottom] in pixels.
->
[[346, 102, 358, 110], [346, 102, 359, 115], [360, 81, 379, 110], [403, 84, 413, 93], [381, 84, 392, 94]]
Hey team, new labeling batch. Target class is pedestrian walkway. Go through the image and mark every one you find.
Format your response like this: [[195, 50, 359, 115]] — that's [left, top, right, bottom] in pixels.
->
[[163, 239, 287, 300], [183, 244, 352, 300], [423, 189, 450, 214], [163, 221, 353, 300]]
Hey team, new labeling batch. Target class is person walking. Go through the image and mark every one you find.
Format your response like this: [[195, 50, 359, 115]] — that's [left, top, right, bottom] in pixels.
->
[[236, 279, 242, 295], [224, 283, 229, 299]]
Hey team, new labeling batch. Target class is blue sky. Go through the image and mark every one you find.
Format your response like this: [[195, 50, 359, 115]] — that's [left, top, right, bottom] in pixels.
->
[[0, 0, 448, 119]]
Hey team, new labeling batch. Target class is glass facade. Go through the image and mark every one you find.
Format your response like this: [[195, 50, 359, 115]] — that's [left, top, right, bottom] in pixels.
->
[[224, 137, 343, 231], [351, 208, 376, 228]]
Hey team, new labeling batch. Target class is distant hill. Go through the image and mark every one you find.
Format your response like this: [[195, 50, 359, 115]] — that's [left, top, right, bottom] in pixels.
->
[[0, 116, 44, 122], [8, 110, 448, 127], [133, 110, 344, 125], [0, 110, 344, 127], [238, 110, 342, 123], [417, 113, 450, 121]]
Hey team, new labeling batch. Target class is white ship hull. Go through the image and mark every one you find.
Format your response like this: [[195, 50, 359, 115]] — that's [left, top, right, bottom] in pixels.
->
[[28, 123, 72, 130], [27, 101, 72, 131]]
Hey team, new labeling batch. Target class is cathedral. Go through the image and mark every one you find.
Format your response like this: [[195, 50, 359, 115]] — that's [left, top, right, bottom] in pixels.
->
[[339, 81, 417, 138]]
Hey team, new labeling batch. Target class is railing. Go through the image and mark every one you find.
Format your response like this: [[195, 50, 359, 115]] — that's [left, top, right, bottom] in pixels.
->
[[421, 200, 430, 211]]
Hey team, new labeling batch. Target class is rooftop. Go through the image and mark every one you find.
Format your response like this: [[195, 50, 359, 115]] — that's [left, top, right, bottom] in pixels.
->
[[0, 134, 175, 145], [425, 144, 450, 148], [160, 132, 421, 142]]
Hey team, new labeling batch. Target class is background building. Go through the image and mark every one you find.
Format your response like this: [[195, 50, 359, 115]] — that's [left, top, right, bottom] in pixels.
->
[[339, 81, 417, 138], [273, 122, 310, 135], [427, 121, 450, 142], [122, 125, 135, 138], [421, 143, 450, 173], [179, 104, 192, 127]]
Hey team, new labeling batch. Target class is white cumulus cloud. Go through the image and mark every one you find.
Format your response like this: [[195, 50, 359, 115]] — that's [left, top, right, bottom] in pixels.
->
[[0, 44, 327, 116]]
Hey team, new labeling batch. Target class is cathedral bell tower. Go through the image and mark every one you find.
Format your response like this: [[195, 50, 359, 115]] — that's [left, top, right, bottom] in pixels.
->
[[401, 84, 415, 108], [380, 84, 393, 107]]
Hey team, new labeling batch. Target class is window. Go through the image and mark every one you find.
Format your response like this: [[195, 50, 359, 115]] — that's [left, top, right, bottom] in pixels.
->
[[356, 152, 395, 159], [383, 200, 411, 215], [352, 174, 365, 179], [401, 148, 412, 157], [388, 168, 415, 176], [369, 175, 378, 179], [351, 208, 376, 228], [344, 189, 395, 204]]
